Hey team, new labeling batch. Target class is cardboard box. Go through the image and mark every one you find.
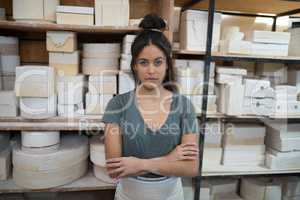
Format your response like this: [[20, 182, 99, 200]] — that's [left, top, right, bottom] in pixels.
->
[[15, 66, 56, 97], [219, 39, 252, 55], [244, 79, 271, 97], [174, 59, 215, 78], [89, 75, 117, 94], [49, 51, 80, 76], [47, 31, 77, 53], [95, 0, 129, 26], [180, 10, 221, 51], [85, 93, 113, 115], [56, 6, 94, 26], [176, 77, 215, 95], [20, 96, 57, 119], [289, 28, 300, 56], [0, 91, 18, 117], [13, 0, 59, 22], [20, 40, 48, 64]]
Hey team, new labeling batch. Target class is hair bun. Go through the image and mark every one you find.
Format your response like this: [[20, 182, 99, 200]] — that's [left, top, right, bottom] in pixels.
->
[[139, 14, 166, 31]]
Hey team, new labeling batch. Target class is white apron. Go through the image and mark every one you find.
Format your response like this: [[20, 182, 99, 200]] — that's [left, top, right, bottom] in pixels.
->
[[114, 176, 184, 200]]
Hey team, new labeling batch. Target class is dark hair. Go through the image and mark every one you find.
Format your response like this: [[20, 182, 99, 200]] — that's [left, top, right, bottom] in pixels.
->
[[130, 13, 178, 93]]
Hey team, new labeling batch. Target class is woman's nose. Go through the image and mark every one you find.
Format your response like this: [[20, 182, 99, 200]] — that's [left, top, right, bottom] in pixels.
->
[[147, 64, 155, 74]]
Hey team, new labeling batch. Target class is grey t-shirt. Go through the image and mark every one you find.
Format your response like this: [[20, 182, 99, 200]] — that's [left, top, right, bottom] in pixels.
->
[[102, 89, 199, 159]]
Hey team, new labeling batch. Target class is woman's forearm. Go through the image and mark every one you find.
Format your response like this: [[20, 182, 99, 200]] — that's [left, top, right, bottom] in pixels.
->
[[141, 156, 199, 177]]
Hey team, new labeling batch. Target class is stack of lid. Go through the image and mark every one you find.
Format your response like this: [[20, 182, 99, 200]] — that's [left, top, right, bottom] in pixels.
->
[[13, 134, 89, 189]]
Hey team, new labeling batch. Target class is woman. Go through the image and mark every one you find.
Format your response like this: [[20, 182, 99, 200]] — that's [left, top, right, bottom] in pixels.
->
[[103, 14, 199, 200]]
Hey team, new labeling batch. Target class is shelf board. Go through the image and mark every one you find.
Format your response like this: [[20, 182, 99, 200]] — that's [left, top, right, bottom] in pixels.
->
[[0, 20, 140, 34], [211, 53, 300, 64], [202, 165, 300, 176], [175, 0, 300, 15], [201, 113, 300, 120], [173, 49, 207, 55], [0, 170, 115, 194], [0, 116, 104, 131]]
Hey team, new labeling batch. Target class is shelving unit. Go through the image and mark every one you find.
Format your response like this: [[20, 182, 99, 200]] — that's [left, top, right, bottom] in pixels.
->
[[176, 0, 300, 199]]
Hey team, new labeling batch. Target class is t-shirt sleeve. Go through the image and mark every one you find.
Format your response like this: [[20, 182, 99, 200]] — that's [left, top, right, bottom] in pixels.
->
[[102, 96, 122, 125], [181, 96, 200, 135]]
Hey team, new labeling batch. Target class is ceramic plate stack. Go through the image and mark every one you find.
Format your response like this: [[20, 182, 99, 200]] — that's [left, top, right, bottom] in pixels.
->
[[0, 133, 11, 180], [265, 123, 300, 169], [13, 134, 88, 189], [222, 124, 266, 166], [90, 135, 116, 184], [16, 66, 57, 119], [0, 36, 20, 91]]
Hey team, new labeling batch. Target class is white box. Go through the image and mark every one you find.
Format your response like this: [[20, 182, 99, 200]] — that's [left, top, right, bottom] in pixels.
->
[[0, 91, 18, 117], [85, 93, 113, 115], [224, 124, 265, 146], [219, 39, 252, 55], [13, 0, 59, 22], [58, 103, 84, 117], [266, 131, 300, 152], [241, 178, 282, 200], [57, 75, 85, 105], [0, 146, 11, 181], [118, 72, 135, 94], [216, 67, 247, 76], [0, 55, 20, 74], [216, 74, 242, 85], [180, 10, 221, 52], [89, 75, 117, 94], [274, 101, 300, 116], [15, 66, 56, 97], [205, 121, 222, 148], [20, 96, 57, 119], [249, 31, 291, 44], [252, 43, 289, 57], [95, 0, 129, 26], [120, 54, 132, 71], [56, 6, 94, 26], [243, 97, 275, 116], [287, 69, 300, 95], [209, 179, 238, 196], [266, 123, 300, 138], [266, 152, 300, 169], [275, 85, 298, 96], [47, 31, 77, 53], [49, 51, 80, 76], [185, 95, 217, 114], [123, 35, 136, 44], [244, 79, 271, 97], [173, 59, 215, 78], [220, 84, 244, 116], [176, 77, 214, 95]]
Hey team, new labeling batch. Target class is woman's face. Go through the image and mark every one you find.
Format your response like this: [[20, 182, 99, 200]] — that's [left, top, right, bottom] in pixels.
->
[[134, 44, 167, 91]]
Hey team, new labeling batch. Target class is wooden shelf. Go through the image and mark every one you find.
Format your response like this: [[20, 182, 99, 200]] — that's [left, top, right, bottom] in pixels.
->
[[175, 0, 300, 15], [0, 116, 104, 131], [202, 165, 300, 176], [0, 170, 115, 194], [0, 20, 140, 34], [173, 49, 207, 55]]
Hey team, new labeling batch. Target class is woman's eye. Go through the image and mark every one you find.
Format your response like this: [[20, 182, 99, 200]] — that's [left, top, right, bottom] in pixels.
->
[[138, 60, 149, 66], [154, 60, 163, 66]]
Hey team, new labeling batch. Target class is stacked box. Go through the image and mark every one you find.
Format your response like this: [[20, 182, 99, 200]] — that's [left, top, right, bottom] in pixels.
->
[[0, 91, 18, 117], [256, 63, 287, 86], [222, 124, 266, 166], [56, 6, 94, 25], [120, 35, 136, 71], [289, 28, 300, 56], [95, 0, 129, 26], [265, 123, 300, 169], [180, 10, 221, 52], [118, 71, 135, 94], [13, 0, 59, 22]]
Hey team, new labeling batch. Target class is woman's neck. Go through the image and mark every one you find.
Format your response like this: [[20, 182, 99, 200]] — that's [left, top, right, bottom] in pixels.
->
[[135, 85, 168, 100]]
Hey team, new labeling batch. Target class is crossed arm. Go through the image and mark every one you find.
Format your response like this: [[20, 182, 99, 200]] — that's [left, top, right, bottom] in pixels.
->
[[104, 123, 199, 179]]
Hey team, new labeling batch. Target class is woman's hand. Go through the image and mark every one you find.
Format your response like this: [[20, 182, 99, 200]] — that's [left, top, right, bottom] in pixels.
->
[[106, 157, 146, 179], [166, 142, 199, 162]]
